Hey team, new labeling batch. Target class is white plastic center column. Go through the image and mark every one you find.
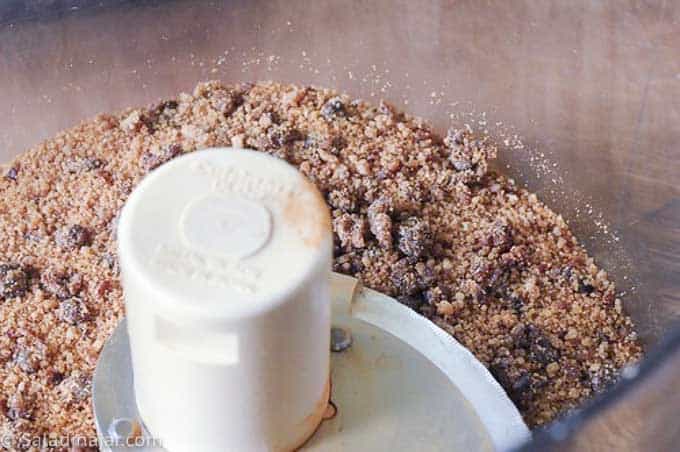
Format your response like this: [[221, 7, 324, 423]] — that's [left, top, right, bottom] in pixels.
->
[[117, 148, 333, 452]]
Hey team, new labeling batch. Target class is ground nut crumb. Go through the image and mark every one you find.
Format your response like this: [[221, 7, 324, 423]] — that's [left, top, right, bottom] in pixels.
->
[[0, 81, 642, 440], [546, 362, 560, 377]]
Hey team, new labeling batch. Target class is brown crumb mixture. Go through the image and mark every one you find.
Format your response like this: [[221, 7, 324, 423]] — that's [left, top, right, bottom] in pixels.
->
[[0, 81, 641, 447]]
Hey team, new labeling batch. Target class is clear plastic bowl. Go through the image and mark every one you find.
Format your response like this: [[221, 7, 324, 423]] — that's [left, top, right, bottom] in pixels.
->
[[1, 1, 678, 450]]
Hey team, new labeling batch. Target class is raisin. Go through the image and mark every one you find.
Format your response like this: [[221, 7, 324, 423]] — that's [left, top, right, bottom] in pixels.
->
[[443, 128, 493, 184], [489, 359, 534, 409], [55, 224, 92, 250], [333, 214, 368, 250], [590, 375, 614, 393], [510, 373, 534, 408], [13, 346, 40, 374], [486, 221, 514, 252], [141, 100, 180, 132], [57, 298, 89, 325], [451, 160, 472, 171], [156, 99, 178, 112], [378, 100, 400, 119], [470, 263, 495, 301], [419, 304, 436, 318], [327, 188, 359, 213], [0, 264, 30, 300], [265, 111, 281, 125], [397, 217, 431, 259], [589, 376, 603, 392], [489, 358, 513, 388], [330, 136, 348, 152], [513, 324, 533, 348], [98, 169, 114, 185], [471, 250, 523, 301], [397, 294, 425, 311], [84, 158, 104, 171], [319, 135, 347, 154], [333, 252, 364, 274], [101, 253, 120, 274], [444, 128, 466, 147], [283, 128, 305, 145], [487, 267, 510, 294], [208, 88, 243, 117], [141, 143, 183, 171], [500, 245, 528, 269], [578, 278, 596, 294], [302, 134, 315, 149], [4, 166, 18, 181], [58, 374, 91, 403], [367, 197, 394, 249], [48, 370, 65, 386], [422, 286, 446, 306], [414, 261, 437, 287], [266, 130, 283, 149], [97, 280, 115, 299], [415, 128, 439, 144], [390, 258, 420, 296], [471, 259, 492, 283], [514, 324, 560, 365], [40, 268, 83, 299], [0, 346, 9, 364], [369, 213, 392, 248], [587, 366, 615, 393], [66, 157, 105, 174], [510, 296, 525, 314], [147, 100, 178, 117], [6, 387, 34, 421], [321, 97, 346, 120], [351, 219, 368, 249]]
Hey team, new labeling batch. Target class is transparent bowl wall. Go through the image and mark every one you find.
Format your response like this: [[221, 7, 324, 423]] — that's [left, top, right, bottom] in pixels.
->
[[1, 1, 678, 450]]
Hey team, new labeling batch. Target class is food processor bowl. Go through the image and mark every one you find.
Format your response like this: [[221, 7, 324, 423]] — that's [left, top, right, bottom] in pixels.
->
[[1, 1, 678, 450]]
